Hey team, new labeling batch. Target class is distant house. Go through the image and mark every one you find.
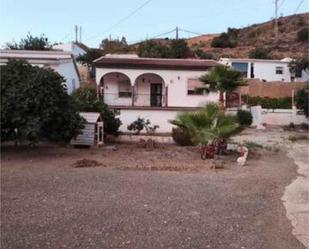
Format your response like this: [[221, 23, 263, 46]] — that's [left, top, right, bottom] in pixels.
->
[[53, 42, 88, 58], [219, 57, 309, 82], [94, 54, 220, 133], [0, 50, 80, 93]]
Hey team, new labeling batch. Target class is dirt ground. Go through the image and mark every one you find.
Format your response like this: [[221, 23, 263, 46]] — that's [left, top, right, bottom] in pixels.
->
[[1, 128, 307, 249]]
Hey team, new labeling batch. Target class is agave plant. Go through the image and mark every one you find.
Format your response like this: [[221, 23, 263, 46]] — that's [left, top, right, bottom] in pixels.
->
[[170, 103, 239, 145]]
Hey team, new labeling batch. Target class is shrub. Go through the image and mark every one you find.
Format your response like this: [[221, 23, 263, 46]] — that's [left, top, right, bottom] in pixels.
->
[[211, 28, 239, 48], [194, 49, 214, 59], [127, 117, 159, 134], [71, 87, 121, 134], [1, 60, 84, 144], [171, 127, 194, 146], [245, 96, 292, 109], [249, 47, 271, 59], [237, 110, 253, 126], [297, 28, 308, 42], [296, 88, 309, 118]]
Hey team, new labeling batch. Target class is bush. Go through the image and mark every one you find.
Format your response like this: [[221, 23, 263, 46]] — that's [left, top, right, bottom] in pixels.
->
[[1, 60, 84, 144], [296, 88, 309, 118], [211, 28, 239, 48], [249, 47, 271, 59], [171, 127, 194, 146], [71, 87, 121, 134], [245, 96, 292, 109], [127, 117, 159, 134], [236, 110, 253, 126], [297, 28, 308, 42]]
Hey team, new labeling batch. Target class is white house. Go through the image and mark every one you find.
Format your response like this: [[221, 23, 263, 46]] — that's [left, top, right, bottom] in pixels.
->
[[219, 57, 309, 82], [0, 50, 81, 93], [94, 54, 220, 133], [53, 42, 87, 58]]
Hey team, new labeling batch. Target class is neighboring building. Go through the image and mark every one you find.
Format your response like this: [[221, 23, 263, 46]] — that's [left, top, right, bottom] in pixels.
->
[[94, 54, 220, 133], [219, 57, 309, 82], [0, 50, 80, 93], [53, 42, 88, 58]]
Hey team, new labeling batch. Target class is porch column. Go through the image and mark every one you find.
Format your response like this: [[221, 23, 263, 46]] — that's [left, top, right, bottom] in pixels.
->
[[131, 85, 135, 106], [165, 86, 168, 107]]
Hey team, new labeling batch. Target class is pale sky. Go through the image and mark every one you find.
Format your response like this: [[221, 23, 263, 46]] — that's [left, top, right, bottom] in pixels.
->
[[1, 0, 308, 48]]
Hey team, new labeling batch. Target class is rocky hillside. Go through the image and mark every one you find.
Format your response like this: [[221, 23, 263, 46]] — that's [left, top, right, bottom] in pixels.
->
[[187, 12, 308, 59]]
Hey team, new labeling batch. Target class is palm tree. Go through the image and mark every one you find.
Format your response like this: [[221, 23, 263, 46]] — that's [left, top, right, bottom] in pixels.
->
[[170, 103, 239, 146], [199, 66, 247, 106]]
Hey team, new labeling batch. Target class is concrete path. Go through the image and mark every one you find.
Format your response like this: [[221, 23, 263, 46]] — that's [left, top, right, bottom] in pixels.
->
[[282, 141, 309, 248]]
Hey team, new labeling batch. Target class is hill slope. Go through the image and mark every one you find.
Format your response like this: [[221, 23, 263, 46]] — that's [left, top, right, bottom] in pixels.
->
[[187, 13, 308, 59]]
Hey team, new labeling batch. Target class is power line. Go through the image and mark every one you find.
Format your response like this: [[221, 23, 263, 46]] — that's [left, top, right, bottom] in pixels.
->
[[278, 0, 286, 9], [85, 0, 153, 42], [294, 0, 305, 14]]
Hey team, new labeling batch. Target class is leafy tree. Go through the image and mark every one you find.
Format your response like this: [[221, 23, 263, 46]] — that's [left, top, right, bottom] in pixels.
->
[[5, 33, 52, 50], [71, 87, 122, 134], [100, 36, 129, 53], [249, 47, 271, 59], [211, 28, 239, 48], [288, 58, 309, 78], [168, 39, 190, 58], [138, 40, 169, 58], [170, 103, 239, 145], [76, 48, 104, 67], [138, 39, 190, 58], [1, 60, 84, 144], [296, 88, 309, 118], [199, 66, 247, 104]]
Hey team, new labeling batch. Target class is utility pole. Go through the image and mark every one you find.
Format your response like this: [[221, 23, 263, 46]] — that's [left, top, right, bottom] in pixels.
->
[[75, 25, 78, 43], [79, 26, 82, 43], [176, 26, 179, 40], [274, 0, 279, 41]]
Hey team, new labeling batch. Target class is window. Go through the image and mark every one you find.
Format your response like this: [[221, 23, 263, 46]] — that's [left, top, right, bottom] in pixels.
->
[[118, 79, 132, 98], [187, 79, 204, 95], [276, 66, 283, 74], [231, 62, 248, 77]]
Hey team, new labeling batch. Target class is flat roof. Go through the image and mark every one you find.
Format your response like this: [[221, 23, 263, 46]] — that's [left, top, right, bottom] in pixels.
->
[[220, 57, 291, 64], [94, 56, 220, 70], [0, 49, 73, 61]]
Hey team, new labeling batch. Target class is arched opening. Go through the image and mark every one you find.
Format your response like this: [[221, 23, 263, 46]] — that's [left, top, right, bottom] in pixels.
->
[[134, 73, 166, 107], [100, 72, 132, 106]]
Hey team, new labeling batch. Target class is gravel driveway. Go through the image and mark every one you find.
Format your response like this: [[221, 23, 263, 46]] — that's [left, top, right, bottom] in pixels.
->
[[1, 142, 306, 249]]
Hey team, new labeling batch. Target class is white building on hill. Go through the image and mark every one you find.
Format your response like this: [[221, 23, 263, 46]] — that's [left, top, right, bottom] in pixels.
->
[[220, 57, 309, 82], [0, 49, 80, 93]]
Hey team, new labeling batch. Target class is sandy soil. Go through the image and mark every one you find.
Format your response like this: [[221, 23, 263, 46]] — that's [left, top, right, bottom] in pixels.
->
[[1, 130, 306, 249]]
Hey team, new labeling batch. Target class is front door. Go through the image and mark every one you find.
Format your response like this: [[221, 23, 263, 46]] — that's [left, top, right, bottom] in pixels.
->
[[150, 84, 162, 107]]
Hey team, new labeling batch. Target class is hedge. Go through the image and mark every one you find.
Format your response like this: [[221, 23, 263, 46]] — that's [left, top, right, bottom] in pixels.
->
[[243, 96, 292, 109]]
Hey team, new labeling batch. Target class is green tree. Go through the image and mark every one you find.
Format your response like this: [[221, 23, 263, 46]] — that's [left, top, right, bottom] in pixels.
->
[[170, 103, 239, 145], [6, 33, 52, 50], [1, 60, 84, 144], [168, 39, 190, 58], [296, 88, 309, 118], [249, 47, 271, 59], [76, 48, 104, 67], [199, 66, 247, 103], [288, 58, 309, 78], [211, 28, 239, 48], [100, 36, 129, 53], [138, 40, 169, 58], [71, 87, 122, 134]]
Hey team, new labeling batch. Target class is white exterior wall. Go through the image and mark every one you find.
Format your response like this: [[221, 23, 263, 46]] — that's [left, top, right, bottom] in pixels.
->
[[253, 62, 291, 82], [96, 68, 219, 107], [220, 59, 292, 82], [118, 109, 181, 133], [53, 42, 86, 58], [49, 62, 80, 94]]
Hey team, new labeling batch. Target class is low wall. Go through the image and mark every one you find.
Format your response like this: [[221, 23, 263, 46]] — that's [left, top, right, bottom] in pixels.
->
[[118, 109, 181, 133], [237, 81, 307, 98], [108, 133, 174, 144]]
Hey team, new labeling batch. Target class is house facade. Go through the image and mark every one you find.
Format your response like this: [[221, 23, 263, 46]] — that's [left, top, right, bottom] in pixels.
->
[[0, 50, 80, 93], [220, 57, 309, 82], [94, 54, 220, 133], [53, 42, 87, 58]]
